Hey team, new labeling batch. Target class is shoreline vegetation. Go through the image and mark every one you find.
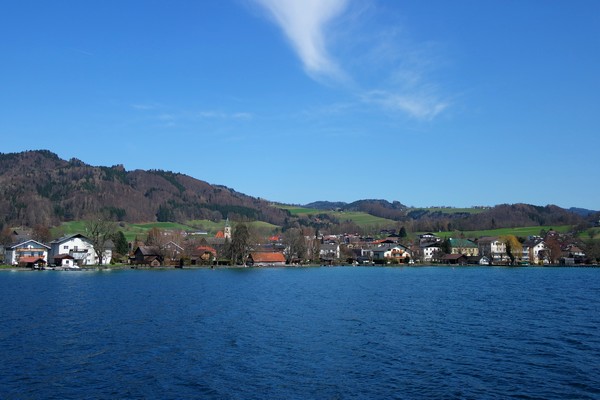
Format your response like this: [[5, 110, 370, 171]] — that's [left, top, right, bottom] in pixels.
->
[[2, 263, 599, 272]]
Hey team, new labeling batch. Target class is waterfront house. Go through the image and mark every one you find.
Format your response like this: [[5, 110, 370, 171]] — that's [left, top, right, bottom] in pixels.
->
[[522, 238, 548, 265], [50, 234, 112, 266], [53, 254, 76, 268], [421, 242, 442, 263], [5, 239, 50, 266], [190, 245, 217, 264], [372, 243, 412, 264], [449, 238, 479, 256], [477, 237, 508, 264], [164, 241, 184, 261], [320, 243, 340, 263], [441, 253, 467, 265], [132, 246, 164, 266], [247, 252, 286, 267]]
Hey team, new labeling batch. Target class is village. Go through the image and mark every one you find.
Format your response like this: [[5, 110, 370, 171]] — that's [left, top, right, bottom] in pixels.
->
[[0, 218, 593, 269]]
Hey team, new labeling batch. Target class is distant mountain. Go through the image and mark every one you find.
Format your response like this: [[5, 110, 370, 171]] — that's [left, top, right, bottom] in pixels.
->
[[0, 150, 289, 228], [568, 207, 598, 217], [0, 150, 590, 233], [304, 199, 586, 232], [304, 201, 348, 210], [305, 199, 408, 220]]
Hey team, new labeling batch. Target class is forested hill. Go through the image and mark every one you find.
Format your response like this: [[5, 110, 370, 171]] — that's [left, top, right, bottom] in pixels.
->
[[0, 150, 594, 232], [0, 150, 289, 228], [304, 200, 591, 232]]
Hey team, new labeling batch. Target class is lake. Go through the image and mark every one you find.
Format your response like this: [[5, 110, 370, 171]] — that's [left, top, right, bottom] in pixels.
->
[[1, 266, 599, 399]]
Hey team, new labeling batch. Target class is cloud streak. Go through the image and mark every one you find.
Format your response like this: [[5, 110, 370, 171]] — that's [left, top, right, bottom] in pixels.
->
[[253, 0, 349, 82], [251, 1, 450, 120]]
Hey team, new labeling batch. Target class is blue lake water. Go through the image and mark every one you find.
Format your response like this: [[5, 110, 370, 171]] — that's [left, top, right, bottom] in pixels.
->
[[1, 266, 599, 399]]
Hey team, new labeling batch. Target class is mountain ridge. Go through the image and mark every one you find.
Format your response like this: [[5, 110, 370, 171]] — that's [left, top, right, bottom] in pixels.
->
[[0, 150, 596, 233]]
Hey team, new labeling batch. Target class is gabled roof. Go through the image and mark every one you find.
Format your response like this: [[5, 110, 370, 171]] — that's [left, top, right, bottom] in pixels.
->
[[7, 239, 50, 250], [18, 256, 46, 264], [523, 238, 544, 248], [50, 233, 90, 245], [374, 243, 409, 252], [195, 246, 217, 256], [135, 246, 161, 256], [249, 252, 286, 263], [477, 236, 500, 244], [449, 238, 477, 248]]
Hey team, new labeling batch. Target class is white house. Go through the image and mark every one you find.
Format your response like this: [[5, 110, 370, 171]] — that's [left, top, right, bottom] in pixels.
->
[[522, 238, 548, 265], [319, 243, 340, 262], [50, 234, 112, 266], [372, 244, 412, 263], [5, 239, 50, 266], [477, 237, 509, 264], [421, 243, 442, 263]]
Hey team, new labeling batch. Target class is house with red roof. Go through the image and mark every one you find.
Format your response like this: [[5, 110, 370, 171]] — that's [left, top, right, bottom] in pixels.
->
[[5, 239, 50, 266], [247, 252, 286, 267]]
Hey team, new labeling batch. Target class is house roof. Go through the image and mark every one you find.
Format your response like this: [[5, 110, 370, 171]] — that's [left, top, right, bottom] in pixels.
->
[[374, 243, 409, 252], [7, 239, 51, 250], [477, 236, 499, 244], [195, 246, 217, 256], [54, 254, 75, 260], [449, 238, 477, 248], [18, 256, 46, 264], [50, 233, 90, 244], [523, 238, 544, 248], [136, 246, 161, 256], [250, 252, 286, 263]]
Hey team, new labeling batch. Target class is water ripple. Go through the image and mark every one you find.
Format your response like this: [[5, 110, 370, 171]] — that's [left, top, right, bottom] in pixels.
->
[[1, 267, 599, 399]]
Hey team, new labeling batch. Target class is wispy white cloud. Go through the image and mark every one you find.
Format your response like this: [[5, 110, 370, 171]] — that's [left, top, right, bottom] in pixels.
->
[[363, 90, 448, 120], [131, 103, 160, 110], [250, 1, 452, 121], [197, 110, 254, 120], [253, 0, 349, 82]]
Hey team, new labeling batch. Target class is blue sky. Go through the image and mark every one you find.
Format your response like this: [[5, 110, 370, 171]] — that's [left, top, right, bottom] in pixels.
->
[[2, 0, 599, 210]]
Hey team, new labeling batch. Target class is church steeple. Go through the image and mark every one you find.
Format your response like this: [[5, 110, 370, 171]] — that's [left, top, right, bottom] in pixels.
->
[[224, 218, 231, 240]]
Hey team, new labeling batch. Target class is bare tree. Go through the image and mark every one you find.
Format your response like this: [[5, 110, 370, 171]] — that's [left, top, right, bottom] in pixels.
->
[[85, 217, 116, 266], [283, 227, 306, 263]]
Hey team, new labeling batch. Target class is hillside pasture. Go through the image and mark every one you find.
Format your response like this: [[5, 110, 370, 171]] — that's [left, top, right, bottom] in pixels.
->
[[277, 205, 321, 215], [408, 207, 486, 215], [424, 225, 573, 240], [333, 211, 395, 227], [53, 219, 279, 242]]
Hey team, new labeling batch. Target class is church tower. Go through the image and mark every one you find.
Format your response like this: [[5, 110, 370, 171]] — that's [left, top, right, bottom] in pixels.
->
[[224, 218, 232, 240]]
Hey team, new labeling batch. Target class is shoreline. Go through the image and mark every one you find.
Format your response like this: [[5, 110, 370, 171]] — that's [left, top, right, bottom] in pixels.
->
[[1, 263, 598, 272]]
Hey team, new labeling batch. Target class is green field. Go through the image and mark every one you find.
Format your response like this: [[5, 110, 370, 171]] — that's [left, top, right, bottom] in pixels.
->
[[52, 219, 279, 242], [409, 207, 486, 215], [331, 211, 395, 227], [276, 205, 396, 228], [421, 225, 573, 240], [277, 205, 321, 215]]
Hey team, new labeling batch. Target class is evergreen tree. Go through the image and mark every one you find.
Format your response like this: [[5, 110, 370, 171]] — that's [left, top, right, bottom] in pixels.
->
[[229, 223, 250, 265], [399, 226, 407, 238], [112, 231, 129, 255]]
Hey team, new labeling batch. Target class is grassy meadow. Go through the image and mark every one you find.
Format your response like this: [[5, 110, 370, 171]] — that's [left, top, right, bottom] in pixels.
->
[[409, 207, 487, 215], [52, 219, 279, 242], [422, 225, 573, 240]]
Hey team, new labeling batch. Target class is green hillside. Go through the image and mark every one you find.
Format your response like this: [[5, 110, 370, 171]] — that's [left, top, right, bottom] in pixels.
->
[[421, 225, 573, 240]]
